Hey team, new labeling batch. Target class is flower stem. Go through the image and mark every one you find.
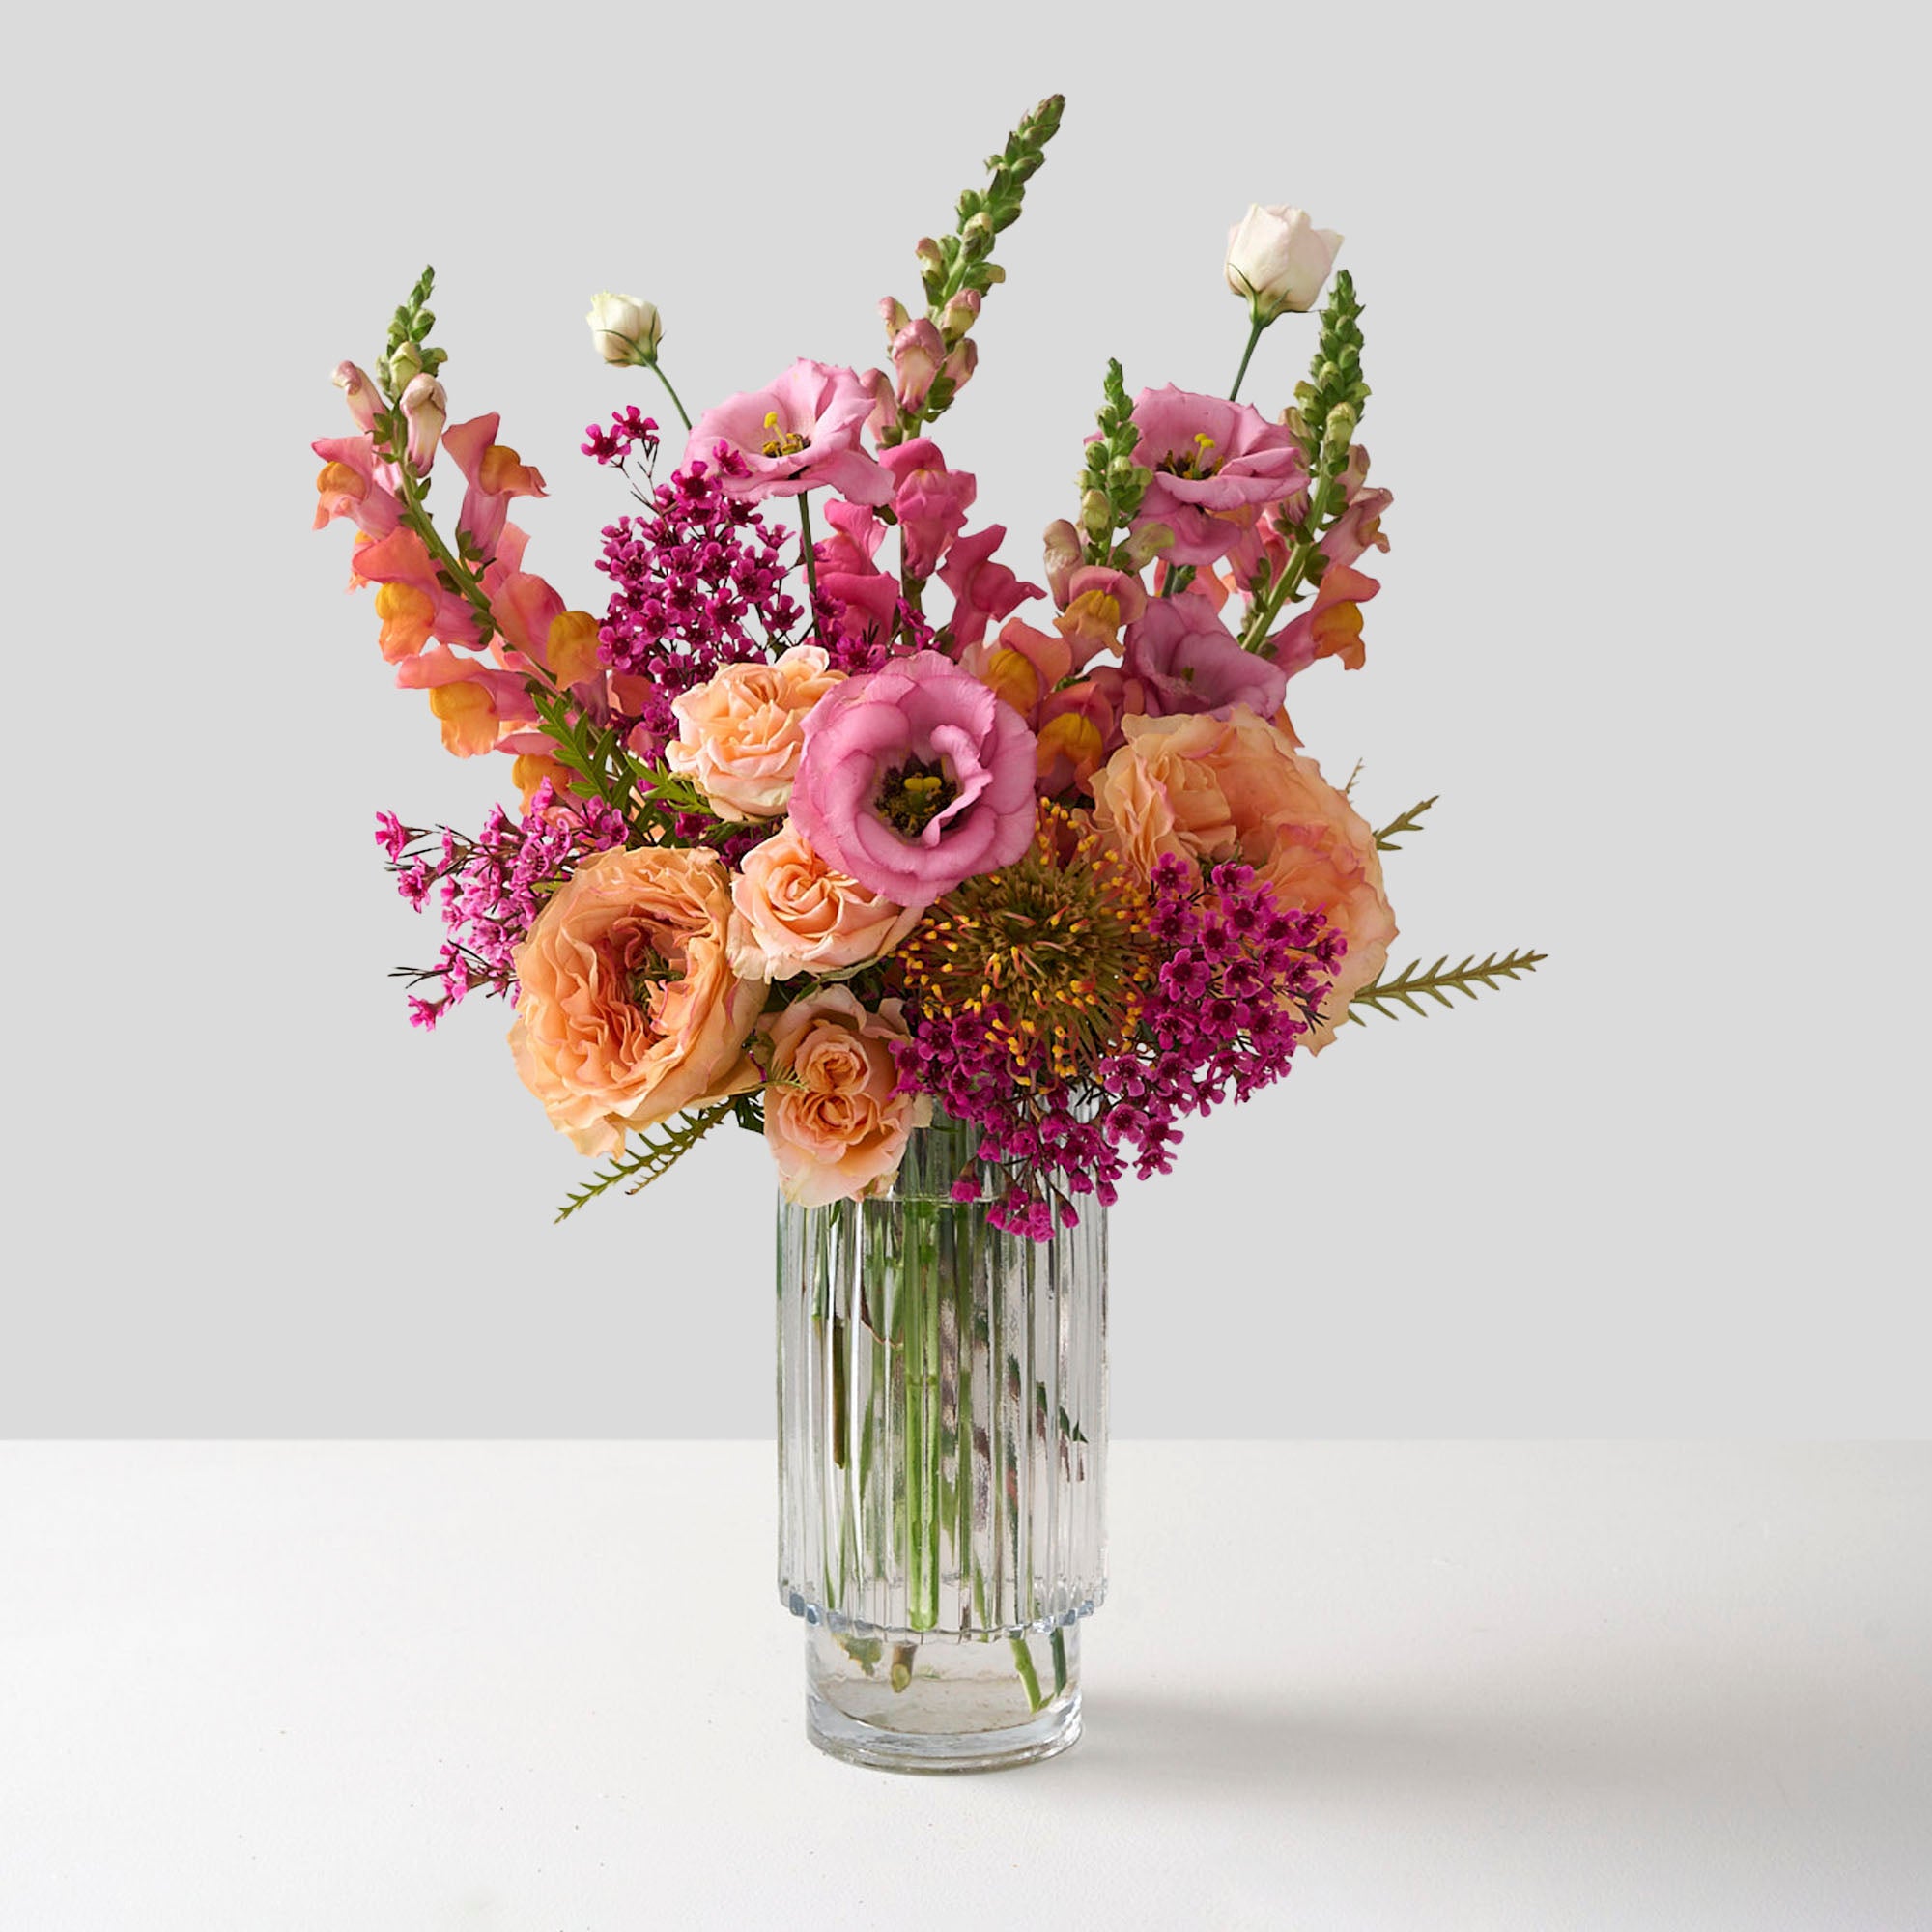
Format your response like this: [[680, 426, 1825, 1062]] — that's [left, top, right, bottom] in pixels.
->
[[796, 490, 824, 645], [1010, 1636, 1046, 1713], [644, 358, 692, 432], [1229, 318, 1265, 403]]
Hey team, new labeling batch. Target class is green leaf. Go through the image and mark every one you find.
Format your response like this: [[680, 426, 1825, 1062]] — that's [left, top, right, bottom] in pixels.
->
[[1373, 795, 1438, 851], [553, 1101, 736, 1223], [1347, 949, 1548, 1024]]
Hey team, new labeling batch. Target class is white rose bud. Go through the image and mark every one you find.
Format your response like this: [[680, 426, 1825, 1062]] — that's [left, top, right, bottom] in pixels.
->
[[1225, 205, 1344, 323], [586, 292, 663, 366], [400, 373, 447, 473]]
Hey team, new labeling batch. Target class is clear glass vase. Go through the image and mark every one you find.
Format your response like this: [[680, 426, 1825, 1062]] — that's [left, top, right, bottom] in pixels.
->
[[776, 1113, 1108, 1773]]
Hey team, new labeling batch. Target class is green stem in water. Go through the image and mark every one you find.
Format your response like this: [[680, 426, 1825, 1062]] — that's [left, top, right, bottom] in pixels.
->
[[1229, 317, 1265, 402], [1050, 1627, 1068, 1697], [643, 358, 692, 432], [1010, 1636, 1046, 1713]]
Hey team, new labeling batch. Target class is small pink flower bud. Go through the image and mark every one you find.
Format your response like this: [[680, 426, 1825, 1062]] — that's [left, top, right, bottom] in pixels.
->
[[400, 374, 448, 473], [331, 360, 382, 433]]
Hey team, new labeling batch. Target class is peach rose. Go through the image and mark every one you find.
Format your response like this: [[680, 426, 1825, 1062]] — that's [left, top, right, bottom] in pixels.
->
[[727, 820, 920, 981], [760, 987, 929, 1207], [508, 845, 765, 1154], [1090, 706, 1396, 1048], [663, 645, 843, 821]]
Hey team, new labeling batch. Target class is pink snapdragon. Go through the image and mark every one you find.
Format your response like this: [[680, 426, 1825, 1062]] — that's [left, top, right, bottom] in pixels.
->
[[442, 412, 548, 555], [880, 438, 977, 580], [938, 526, 1043, 650], [683, 360, 893, 506], [789, 650, 1037, 908]]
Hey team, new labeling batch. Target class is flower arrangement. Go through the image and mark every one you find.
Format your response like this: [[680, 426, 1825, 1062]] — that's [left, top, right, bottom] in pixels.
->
[[316, 96, 1542, 1239]]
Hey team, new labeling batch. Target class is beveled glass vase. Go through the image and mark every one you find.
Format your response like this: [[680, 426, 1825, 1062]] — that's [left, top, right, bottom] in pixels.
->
[[776, 1114, 1108, 1773]]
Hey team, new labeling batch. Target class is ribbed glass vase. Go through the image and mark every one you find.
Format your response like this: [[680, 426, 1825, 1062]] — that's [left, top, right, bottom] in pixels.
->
[[776, 1112, 1107, 1773]]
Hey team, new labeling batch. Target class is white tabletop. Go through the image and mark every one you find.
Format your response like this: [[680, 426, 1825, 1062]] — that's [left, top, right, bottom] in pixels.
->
[[3, 1442, 1926, 1930]]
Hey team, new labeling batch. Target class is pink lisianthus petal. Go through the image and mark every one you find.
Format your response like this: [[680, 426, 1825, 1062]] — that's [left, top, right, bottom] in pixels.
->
[[683, 359, 893, 506], [1127, 385, 1308, 567], [790, 649, 1037, 908]]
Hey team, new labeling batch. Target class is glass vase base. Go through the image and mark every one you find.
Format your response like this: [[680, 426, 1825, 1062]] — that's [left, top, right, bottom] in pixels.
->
[[802, 1624, 1083, 1775]]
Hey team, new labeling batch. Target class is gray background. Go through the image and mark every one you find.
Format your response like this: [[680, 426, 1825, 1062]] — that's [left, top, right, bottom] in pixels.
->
[[3, 0, 1922, 1436]]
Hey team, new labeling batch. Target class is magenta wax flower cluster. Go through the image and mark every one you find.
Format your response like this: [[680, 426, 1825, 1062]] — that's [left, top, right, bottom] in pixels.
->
[[314, 97, 1542, 1234]]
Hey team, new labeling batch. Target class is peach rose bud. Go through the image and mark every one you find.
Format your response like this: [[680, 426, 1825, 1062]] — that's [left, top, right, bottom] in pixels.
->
[[664, 646, 844, 823], [727, 821, 919, 982], [760, 988, 929, 1208]]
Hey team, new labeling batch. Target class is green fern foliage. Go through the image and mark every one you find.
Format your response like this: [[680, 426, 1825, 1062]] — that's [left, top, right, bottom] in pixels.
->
[[554, 1101, 737, 1224], [1347, 949, 1548, 1023], [1373, 796, 1437, 850]]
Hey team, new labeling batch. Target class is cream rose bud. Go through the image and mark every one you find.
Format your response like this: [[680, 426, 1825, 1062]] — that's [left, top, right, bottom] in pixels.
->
[[664, 646, 844, 822], [1225, 205, 1344, 322], [760, 988, 930, 1208], [586, 292, 663, 365], [728, 822, 920, 982]]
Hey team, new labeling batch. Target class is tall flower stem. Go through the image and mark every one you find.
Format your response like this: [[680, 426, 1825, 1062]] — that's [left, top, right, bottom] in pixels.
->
[[796, 490, 824, 644], [1229, 318, 1265, 402], [643, 358, 692, 432]]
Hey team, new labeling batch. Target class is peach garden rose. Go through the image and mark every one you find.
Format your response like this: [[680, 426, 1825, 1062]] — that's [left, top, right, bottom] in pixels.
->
[[727, 820, 920, 981], [760, 987, 928, 1207], [1089, 706, 1396, 1047], [664, 645, 844, 822], [508, 844, 764, 1153]]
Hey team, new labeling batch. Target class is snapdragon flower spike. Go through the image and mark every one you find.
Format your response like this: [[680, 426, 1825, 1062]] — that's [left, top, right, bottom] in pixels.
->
[[593, 450, 803, 744], [895, 854, 1344, 1236], [378, 785, 628, 1028]]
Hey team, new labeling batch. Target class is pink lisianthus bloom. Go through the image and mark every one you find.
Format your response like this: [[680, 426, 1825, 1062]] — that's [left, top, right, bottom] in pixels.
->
[[683, 359, 893, 506], [1128, 385, 1307, 567], [880, 438, 977, 580], [789, 649, 1037, 909], [759, 987, 929, 1208], [1121, 594, 1289, 720], [442, 412, 548, 556], [938, 525, 1044, 650]]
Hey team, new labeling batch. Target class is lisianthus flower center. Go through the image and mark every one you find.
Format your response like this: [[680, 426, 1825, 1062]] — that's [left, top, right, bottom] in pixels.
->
[[1158, 431, 1223, 481], [759, 410, 810, 460], [874, 755, 960, 836]]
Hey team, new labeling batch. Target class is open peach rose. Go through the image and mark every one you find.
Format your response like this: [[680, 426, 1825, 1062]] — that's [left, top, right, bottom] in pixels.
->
[[727, 820, 920, 981], [663, 645, 843, 821], [760, 987, 929, 1207], [1090, 706, 1395, 1048], [508, 845, 765, 1153]]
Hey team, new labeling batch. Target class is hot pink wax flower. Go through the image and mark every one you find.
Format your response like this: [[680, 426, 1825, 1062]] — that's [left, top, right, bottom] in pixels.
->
[[1121, 594, 1289, 720], [788, 649, 1037, 909], [1128, 385, 1306, 567], [683, 359, 893, 506], [880, 438, 977, 580]]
